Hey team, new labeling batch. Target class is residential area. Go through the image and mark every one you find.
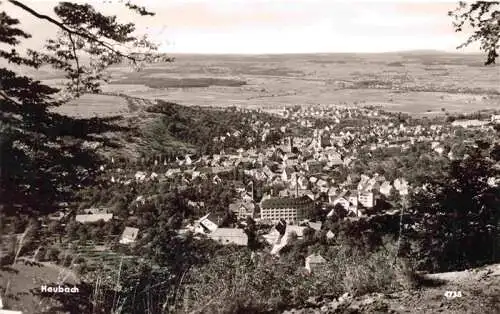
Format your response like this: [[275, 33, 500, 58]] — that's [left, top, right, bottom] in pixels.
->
[[1, 1, 500, 312]]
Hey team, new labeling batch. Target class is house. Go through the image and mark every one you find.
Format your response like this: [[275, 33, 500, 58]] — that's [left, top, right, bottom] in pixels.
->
[[326, 150, 342, 162], [264, 224, 307, 255], [211, 166, 234, 174], [208, 228, 248, 246], [393, 178, 409, 195], [316, 179, 328, 188], [260, 196, 315, 224], [264, 222, 307, 243], [327, 187, 338, 203], [134, 171, 147, 181], [284, 158, 299, 167], [282, 166, 296, 182], [263, 228, 283, 245], [329, 191, 359, 217], [491, 114, 500, 123], [165, 168, 181, 178], [320, 135, 331, 148], [262, 165, 275, 178], [119, 227, 139, 244], [451, 119, 488, 128], [83, 207, 109, 215], [241, 192, 253, 202], [197, 213, 224, 233], [279, 188, 314, 199], [303, 190, 316, 201], [379, 181, 392, 196], [278, 137, 293, 153], [188, 200, 205, 209], [326, 158, 343, 168], [297, 176, 309, 189], [330, 192, 350, 209], [358, 191, 374, 208], [229, 201, 255, 220], [326, 230, 335, 240], [307, 221, 322, 231], [434, 146, 444, 155], [346, 190, 359, 213], [305, 160, 324, 174], [75, 213, 113, 224], [305, 253, 327, 273], [357, 175, 371, 191], [48, 211, 65, 221], [212, 175, 222, 185], [278, 189, 291, 198]]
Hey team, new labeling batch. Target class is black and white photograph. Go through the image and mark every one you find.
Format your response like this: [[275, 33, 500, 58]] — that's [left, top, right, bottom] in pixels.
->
[[0, 0, 499, 313]]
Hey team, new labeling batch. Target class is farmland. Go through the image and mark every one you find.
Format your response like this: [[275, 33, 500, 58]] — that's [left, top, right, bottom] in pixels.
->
[[40, 51, 500, 118]]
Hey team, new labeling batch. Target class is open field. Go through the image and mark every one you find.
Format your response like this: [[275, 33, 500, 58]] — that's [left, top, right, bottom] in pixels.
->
[[0, 260, 79, 313], [40, 51, 499, 118]]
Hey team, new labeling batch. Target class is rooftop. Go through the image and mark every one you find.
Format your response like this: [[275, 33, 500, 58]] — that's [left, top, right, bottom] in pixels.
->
[[209, 228, 247, 238], [306, 253, 327, 264], [261, 196, 315, 209]]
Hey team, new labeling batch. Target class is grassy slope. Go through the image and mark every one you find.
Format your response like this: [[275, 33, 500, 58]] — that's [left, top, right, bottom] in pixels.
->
[[282, 264, 500, 313], [0, 260, 79, 313]]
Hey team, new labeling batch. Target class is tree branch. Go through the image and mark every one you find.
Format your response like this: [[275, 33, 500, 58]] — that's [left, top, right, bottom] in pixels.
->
[[7, 0, 144, 64], [0, 90, 21, 106], [67, 32, 81, 95]]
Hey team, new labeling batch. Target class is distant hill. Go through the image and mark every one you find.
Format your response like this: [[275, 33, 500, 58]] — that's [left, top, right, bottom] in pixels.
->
[[168, 50, 482, 58]]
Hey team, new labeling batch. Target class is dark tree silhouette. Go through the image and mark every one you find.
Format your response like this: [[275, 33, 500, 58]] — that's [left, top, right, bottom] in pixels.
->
[[449, 1, 500, 65], [408, 144, 500, 272], [0, 1, 171, 216]]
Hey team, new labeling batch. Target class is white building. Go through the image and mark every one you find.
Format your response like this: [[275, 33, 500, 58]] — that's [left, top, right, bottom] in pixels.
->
[[197, 213, 222, 233], [451, 119, 489, 128], [208, 228, 248, 246], [75, 213, 113, 224], [119, 227, 139, 245], [305, 253, 327, 273], [358, 191, 374, 208], [260, 196, 314, 224]]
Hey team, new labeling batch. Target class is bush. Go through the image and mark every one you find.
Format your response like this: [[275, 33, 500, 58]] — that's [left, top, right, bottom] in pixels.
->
[[0, 235, 18, 265], [176, 241, 415, 313], [44, 247, 60, 262], [57, 250, 73, 267], [408, 147, 500, 272]]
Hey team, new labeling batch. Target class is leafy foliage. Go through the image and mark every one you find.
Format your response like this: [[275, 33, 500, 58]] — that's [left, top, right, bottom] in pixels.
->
[[175, 240, 412, 313], [141, 101, 286, 156], [449, 1, 500, 65], [0, 0, 169, 215], [408, 144, 500, 271]]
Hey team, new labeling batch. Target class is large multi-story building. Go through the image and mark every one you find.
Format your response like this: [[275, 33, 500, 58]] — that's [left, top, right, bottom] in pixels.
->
[[260, 196, 314, 224]]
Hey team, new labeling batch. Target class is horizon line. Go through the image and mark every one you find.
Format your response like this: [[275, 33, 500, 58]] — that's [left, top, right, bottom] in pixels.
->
[[163, 49, 483, 56]]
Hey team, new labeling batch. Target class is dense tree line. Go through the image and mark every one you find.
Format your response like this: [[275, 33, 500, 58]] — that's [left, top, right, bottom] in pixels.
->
[[142, 101, 287, 156], [407, 144, 500, 272]]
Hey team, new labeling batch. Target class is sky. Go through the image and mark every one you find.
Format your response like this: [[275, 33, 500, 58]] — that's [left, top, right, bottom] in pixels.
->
[[2, 0, 487, 54]]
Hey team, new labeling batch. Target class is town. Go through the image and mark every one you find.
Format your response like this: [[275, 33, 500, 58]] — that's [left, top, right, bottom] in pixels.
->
[[1, 0, 500, 313], [1, 98, 499, 313]]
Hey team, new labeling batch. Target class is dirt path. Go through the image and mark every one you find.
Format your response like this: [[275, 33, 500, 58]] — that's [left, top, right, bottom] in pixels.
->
[[284, 264, 500, 314], [388, 264, 500, 314]]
